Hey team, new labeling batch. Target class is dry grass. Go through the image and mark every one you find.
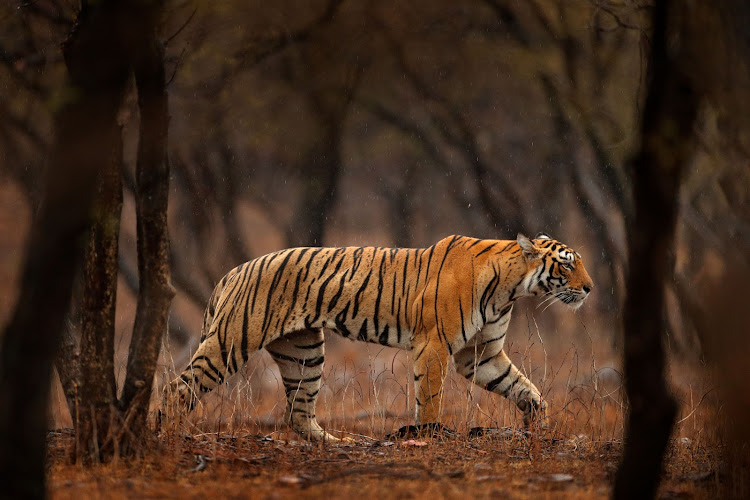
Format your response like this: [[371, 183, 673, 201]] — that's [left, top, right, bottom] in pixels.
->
[[46, 421, 719, 500], [46, 314, 725, 499]]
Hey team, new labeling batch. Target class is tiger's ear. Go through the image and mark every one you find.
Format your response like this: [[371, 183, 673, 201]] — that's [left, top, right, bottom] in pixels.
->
[[535, 232, 552, 240], [517, 233, 542, 260]]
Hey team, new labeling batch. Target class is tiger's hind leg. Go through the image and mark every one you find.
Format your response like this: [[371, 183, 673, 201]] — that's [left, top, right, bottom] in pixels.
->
[[265, 329, 344, 442], [163, 329, 243, 419]]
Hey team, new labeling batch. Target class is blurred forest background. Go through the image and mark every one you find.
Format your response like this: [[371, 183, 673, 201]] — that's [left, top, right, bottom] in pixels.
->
[[0, 0, 748, 442]]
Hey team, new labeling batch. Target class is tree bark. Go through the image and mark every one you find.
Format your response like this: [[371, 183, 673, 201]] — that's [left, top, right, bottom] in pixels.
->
[[75, 127, 123, 463], [55, 322, 81, 423], [613, 1, 700, 498], [119, 24, 175, 444], [47, 0, 172, 465]]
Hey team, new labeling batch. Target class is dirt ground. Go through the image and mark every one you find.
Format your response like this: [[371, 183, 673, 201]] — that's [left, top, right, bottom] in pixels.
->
[[46, 425, 720, 500]]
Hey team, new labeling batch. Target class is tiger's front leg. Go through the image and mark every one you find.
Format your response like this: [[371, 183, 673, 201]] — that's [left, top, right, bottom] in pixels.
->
[[412, 329, 452, 427], [455, 342, 547, 429]]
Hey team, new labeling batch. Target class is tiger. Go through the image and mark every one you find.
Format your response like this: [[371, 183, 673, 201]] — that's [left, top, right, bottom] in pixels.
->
[[163, 233, 593, 441]]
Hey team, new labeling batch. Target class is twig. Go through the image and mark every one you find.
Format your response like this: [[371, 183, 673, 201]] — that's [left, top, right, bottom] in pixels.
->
[[676, 388, 715, 425], [165, 7, 197, 46]]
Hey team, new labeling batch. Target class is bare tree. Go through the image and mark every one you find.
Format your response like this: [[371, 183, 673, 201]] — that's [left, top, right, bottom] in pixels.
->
[[0, 0, 133, 493], [19, 0, 176, 464], [614, 1, 701, 497]]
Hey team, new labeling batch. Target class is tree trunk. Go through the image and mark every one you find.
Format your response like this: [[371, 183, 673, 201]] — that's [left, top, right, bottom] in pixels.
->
[[55, 322, 81, 423], [0, 1, 130, 493], [613, 1, 700, 498], [75, 127, 123, 463], [50, 0, 171, 464], [119, 25, 174, 446]]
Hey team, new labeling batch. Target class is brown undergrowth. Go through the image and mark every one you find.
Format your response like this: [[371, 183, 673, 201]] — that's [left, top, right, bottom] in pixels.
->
[[47, 344, 723, 499], [47, 420, 719, 500], [44, 303, 724, 498]]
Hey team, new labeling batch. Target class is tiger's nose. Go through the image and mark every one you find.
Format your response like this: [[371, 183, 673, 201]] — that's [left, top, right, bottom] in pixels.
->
[[582, 285, 591, 294]]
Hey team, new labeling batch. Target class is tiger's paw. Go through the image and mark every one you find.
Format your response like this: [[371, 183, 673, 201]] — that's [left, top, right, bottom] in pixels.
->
[[300, 429, 356, 444], [521, 399, 548, 430]]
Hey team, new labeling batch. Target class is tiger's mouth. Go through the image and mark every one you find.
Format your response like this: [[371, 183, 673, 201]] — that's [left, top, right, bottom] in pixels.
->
[[558, 290, 588, 310]]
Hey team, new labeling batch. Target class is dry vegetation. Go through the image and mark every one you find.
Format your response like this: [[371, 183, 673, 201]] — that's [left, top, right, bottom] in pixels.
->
[[45, 381, 722, 499], [45, 427, 718, 500], [44, 309, 724, 499]]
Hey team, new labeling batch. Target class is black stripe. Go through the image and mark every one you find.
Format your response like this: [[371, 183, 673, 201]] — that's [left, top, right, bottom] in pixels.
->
[[295, 340, 325, 350], [378, 325, 390, 346], [311, 254, 346, 324], [249, 254, 272, 315], [390, 254, 398, 314], [418, 245, 437, 330], [191, 360, 221, 385], [413, 344, 427, 361], [279, 271, 304, 332], [228, 346, 239, 374], [282, 374, 322, 385], [270, 352, 324, 367], [302, 248, 326, 281], [240, 260, 260, 362], [479, 334, 505, 345], [401, 250, 410, 297], [352, 269, 373, 317], [259, 250, 296, 345], [500, 303, 513, 316], [458, 297, 467, 343], [497, 241, 515, 254], [475, 242, 497, 257], [290, 401, 315, 407], [372, 253, 386, 338], [357, 318, 369, 341], [415, 248, 426, 286], [486, 364, 512, 392], [335, 301, 352, 337], [294, 247, 311, 264], [334, 302, 351, 338], [328, 269, 350, 313], [433, 237, 460, 353], [351, 247, 364, 274], [502, 374, 521, 397], [477, 355, 494, 367], [479, 274, 500, 323], [395, 298, 403, 344], [467, 238, 484, 249]]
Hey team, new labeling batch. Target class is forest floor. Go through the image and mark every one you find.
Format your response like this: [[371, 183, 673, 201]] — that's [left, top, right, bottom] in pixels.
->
[[46, 425, 721, 499]]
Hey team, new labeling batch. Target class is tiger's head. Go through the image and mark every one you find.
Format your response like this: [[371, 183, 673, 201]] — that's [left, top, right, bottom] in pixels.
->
[[517, 233, 593, 310]]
